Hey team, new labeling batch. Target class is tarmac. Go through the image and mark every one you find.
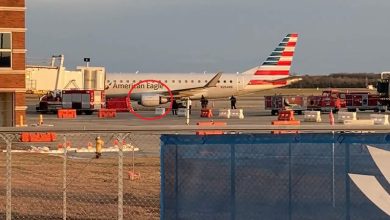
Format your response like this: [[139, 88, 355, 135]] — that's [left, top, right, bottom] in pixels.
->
[[23, 106, 382, 131], [20, 93, 387, 132]]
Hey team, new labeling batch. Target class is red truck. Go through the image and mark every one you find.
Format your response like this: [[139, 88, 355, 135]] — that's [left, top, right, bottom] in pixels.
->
[[346, 93, 386, 112], [265, 95, 305, 115], [307, 90, 346, 113]]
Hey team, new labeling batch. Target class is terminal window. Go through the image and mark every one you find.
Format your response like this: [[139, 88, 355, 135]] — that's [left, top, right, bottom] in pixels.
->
[[0, 33, 11, 68]]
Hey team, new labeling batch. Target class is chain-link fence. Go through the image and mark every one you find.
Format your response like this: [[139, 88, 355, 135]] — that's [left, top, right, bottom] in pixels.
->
[[0, 128, 389, 219], [161, 133, 390, 220], [0, 131, 162, 220]]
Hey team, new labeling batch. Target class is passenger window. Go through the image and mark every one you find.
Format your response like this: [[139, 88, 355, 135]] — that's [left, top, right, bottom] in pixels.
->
[[126, 80, 129, 83], [165, 80, 168, 83], [218, 80, 220, 83], [172, 80, 175, 83], [205, 80, 208, 83], [230, 80, 233, 83], [198, 80, 201, 83], [223, 80, 226, 83], [185, 80, 188, 83], [113, 80, 116, 83], [178, 80, 181, 83], [133, 80, 136, 83], [107, 80, 110, 83], [191, 80, 194, 83]]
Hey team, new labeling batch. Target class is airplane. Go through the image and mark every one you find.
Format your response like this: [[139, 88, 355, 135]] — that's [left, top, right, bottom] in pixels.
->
[[105, 33, 300, 107]]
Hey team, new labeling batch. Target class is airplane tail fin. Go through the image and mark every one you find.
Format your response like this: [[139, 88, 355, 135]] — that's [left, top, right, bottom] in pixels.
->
[[242, 33, 298, 77]]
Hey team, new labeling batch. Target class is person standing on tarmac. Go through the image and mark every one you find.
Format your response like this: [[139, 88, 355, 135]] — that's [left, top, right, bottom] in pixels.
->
[[95, 136, 104, 159], [172, 100, 178, 115], [200, 95, 206, 109], [230, 95, 237, 109]]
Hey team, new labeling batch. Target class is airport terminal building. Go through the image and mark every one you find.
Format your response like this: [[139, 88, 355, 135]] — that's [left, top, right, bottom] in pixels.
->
[[0, 0, 26, 126]]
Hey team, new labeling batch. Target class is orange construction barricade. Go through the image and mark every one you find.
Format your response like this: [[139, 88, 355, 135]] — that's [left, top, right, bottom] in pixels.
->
[[271, 110, 300, 134], [200, 109, 213, 118], [57, 109, 77, 119], [98, 109, 117, 118], [20, 132, 57, 142]]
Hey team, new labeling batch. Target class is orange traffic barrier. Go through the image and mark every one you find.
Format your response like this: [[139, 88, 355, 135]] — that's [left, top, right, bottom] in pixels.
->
[[200, 109, 213, 118], [277, 110, 295, 121], [271, 110, 300, 134], [196, 121, 227, 135], [98, 109, 117, 118], [57, 109, 77, 119], [21, 132, 57, 142]]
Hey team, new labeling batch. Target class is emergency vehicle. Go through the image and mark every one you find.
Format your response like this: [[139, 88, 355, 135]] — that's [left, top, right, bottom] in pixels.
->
[[377, 72, 390, 110], [306, 90, 346, 113], [36, 89, 105, 114], [264, 95, 305, 115], [346, 93, 386, 112]]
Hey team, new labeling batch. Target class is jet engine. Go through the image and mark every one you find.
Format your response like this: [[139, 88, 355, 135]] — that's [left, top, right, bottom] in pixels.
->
[[139, 94, 169, 107]]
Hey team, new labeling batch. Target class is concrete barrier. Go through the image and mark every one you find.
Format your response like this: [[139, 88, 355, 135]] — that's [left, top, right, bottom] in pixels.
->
[[370, 114, 389, 125], [337, 112, 356, 123], [218, 109, 231, 119], [304, 111, 322, 122], [155, 107, 165, 115], [230, 109, 244, 119], [344, 119, 374, 125], [177, 108, 187, 117]]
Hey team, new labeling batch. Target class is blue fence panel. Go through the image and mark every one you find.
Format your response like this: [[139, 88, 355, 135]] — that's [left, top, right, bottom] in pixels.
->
[[161, 133, 390, 220]]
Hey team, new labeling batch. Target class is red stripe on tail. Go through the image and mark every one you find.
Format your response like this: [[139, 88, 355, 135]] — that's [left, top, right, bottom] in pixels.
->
[[277, 61, 292, 66], [287, 42, 296, 46], [282, 51, 294, 56]]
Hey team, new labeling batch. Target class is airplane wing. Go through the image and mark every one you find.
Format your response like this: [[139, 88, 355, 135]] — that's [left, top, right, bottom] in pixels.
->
[[161, 72, 223, 97]]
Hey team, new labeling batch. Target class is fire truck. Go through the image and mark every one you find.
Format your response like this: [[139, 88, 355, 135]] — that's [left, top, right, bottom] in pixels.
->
[[345, 93, 386, 112], [377, 72, 390, 110], [306, 90, 346, 113], [36, 89, 105, 114], [264, 95, 305, 115]]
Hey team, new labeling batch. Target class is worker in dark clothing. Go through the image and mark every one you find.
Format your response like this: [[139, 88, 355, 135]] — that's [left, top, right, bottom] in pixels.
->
[[200, 95, 206, 109], [172, 100, 178, 115], [230, 95, 237, 109]]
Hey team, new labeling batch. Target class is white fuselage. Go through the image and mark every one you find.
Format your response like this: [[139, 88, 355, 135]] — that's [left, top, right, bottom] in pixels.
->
[[105, 72, 288, 100]]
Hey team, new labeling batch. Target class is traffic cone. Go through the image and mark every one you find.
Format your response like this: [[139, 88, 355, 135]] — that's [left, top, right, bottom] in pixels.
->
[[329, 110, 335, 125]]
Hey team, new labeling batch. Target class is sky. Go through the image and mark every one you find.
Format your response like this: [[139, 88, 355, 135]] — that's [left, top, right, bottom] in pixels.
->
[[26, 0, 390, 75]]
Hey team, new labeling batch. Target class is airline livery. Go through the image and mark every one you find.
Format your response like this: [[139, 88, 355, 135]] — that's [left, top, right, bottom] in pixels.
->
[[105, 33, 300, 107]]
